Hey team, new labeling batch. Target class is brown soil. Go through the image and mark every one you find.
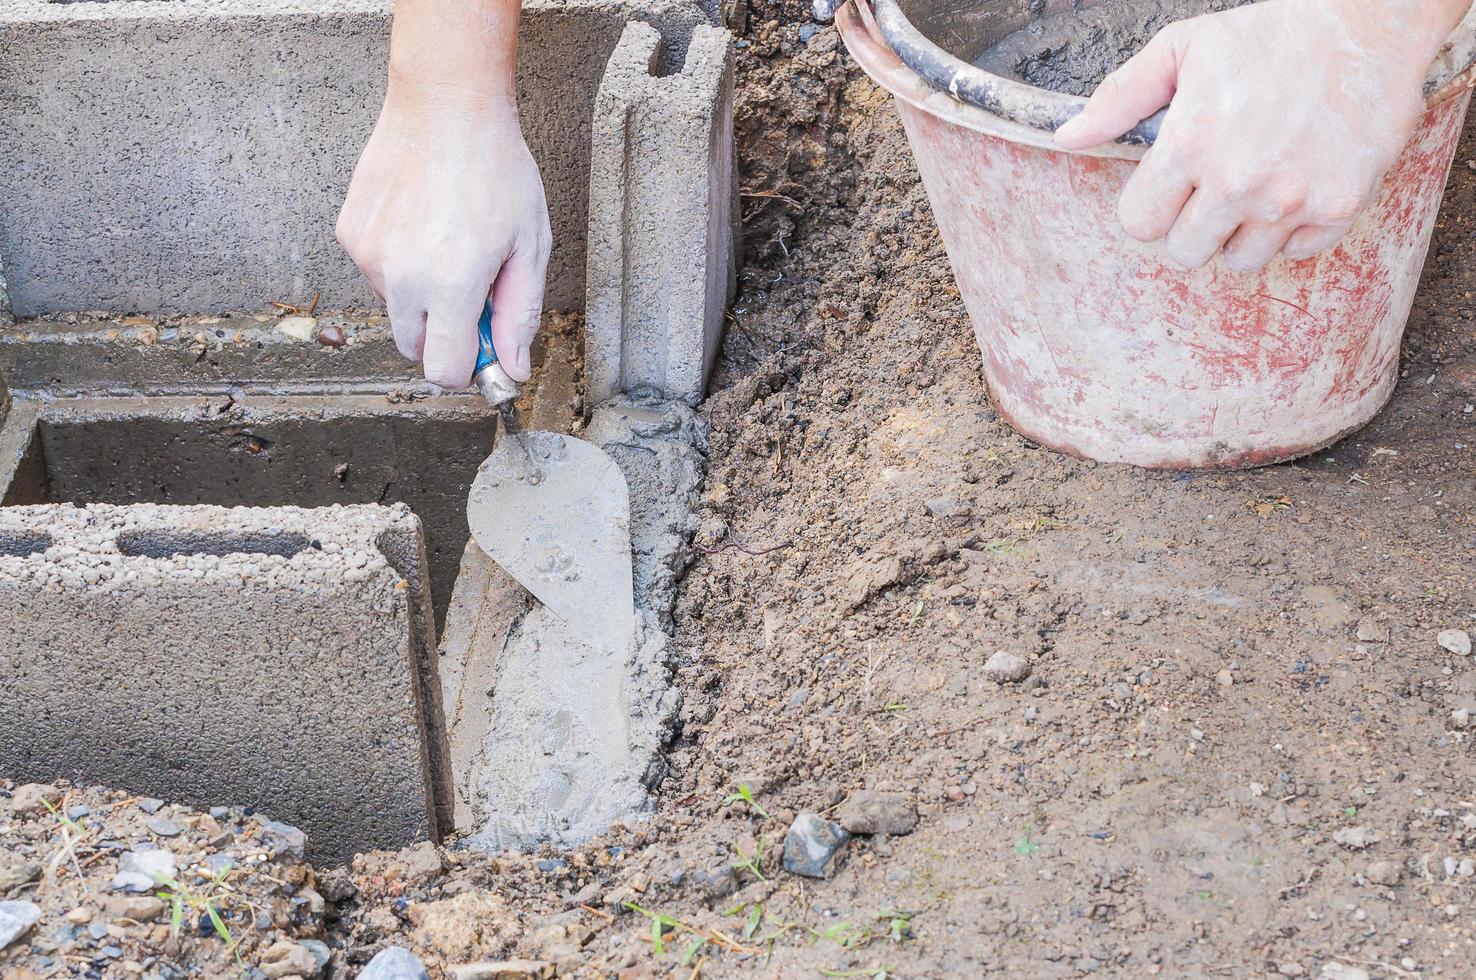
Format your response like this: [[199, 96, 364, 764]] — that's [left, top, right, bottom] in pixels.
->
[[5, 4, 1475, 979]]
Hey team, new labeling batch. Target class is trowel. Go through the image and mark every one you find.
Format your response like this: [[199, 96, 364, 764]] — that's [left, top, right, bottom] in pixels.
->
[[465, 303, 636, 653]]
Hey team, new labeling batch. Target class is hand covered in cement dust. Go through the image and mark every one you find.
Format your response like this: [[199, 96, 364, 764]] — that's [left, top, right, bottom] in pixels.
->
[[1054, 0, 1462, 271], [337, 100, 551, 386]]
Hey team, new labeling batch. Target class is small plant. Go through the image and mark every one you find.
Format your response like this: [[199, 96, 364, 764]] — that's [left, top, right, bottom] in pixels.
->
[[624, 901, 682, 956], [152, 869, 242, 966], [813, 920, 867, 948], [744, 902, 764, 941], [877, 908, 913, 943], [40, 797, 86, 836], [731, 838, 767, 882], [721, 782, 769, 819], [820, 969, 896, 980], [1014, 825, 1040, 856]]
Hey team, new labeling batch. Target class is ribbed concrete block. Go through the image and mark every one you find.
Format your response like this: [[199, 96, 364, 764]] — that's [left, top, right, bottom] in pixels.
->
[[586, 23, 738, 406], [0, 0, 711, 317], [0, 502, 452, 863]]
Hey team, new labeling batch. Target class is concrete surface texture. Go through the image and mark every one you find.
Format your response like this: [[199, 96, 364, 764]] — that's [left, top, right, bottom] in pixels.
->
[[0, 0, 715, 317], [0, 502, 452, 864], [440, 398, 705, 850], [585, 22, 739, 406], [0, 392, 496, 634]]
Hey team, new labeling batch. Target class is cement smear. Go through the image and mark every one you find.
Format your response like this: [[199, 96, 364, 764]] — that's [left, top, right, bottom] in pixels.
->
[[972, 0, 1256, 97], [447, 397, 705, 851]]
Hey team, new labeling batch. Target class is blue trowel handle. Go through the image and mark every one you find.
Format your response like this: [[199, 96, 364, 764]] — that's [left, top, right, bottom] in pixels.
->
[[474, 301, 497, 376], [471, 300, 519, 406]]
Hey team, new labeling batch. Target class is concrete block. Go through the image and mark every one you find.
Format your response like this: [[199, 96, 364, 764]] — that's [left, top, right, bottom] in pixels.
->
[[0, 502, 452, 863], [0, 0, 713, 317], [0, 391, 495, 635], [585, 23, 738, 406]]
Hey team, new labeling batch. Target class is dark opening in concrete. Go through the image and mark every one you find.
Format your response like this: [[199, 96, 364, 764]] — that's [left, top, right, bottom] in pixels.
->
[[0, 396, 494, 634], [117, 528, 311, 559], [0, 528, 51, 556]]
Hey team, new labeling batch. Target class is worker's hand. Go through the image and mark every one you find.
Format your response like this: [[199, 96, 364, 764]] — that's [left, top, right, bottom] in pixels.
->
[[337, 98, 550, 386], [1054, 0, 1456, 272]]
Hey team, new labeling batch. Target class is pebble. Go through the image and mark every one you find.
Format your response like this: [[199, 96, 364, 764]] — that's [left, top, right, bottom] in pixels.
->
[[315, 323, 347, 348], [0, 901, 42, 950], [1437, 628, 1472, 656], [1453, 708, 1471, 729], [275, 316, 317, 342], [145, 816, 182, 837], [359, 946, 431, 980], [261, 819, 308, 857], [798, 23, 819, 43], [782, 811, 851, 879], [259, 939, 321, 979], [137, 799, 165, 815], [448, 961, 555, 979], [0, 851, 42, 891], [838, 791, 915, 832], [1320, 965, 1369, 980], [1277, 962, 1303, 976], [111, 848, 176, 892], [1365, 860, 1402, 885], [1215, 668, 1234, 688], [7, 784, 61, 816], [66, 804, 90, 820], [1332, 826, 1379, 850], [984, 650, 1031, 684]]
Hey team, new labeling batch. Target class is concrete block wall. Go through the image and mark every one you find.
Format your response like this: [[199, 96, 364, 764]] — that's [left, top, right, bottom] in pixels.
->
[[0, 502, 452, 864], [585, 23, 738, 406], [0, 0, 715, 317]]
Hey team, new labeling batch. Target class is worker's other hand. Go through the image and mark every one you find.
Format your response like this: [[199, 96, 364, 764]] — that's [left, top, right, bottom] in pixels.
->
[[1054, 0, 1446, 272], [337, 98, 550, 386]]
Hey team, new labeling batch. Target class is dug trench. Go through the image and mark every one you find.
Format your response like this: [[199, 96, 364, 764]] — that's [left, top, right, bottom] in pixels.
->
[[4, 6, 1476, 980]]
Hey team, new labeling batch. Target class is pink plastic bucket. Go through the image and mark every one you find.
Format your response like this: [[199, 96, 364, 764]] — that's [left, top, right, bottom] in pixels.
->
[[838, 0, 1476, 468]]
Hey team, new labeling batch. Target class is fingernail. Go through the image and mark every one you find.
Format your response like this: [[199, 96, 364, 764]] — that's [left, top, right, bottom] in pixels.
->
[[513, 342, 532, 379]]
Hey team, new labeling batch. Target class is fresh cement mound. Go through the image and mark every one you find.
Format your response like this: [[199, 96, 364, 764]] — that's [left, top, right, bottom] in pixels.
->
[[972, 0, 1257, 97]]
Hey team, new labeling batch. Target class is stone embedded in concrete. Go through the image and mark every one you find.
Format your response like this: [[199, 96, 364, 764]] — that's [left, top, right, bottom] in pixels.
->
[[586, 23, 739, 406], [0, 0, 713, 317], [0, 502, 452, 863], [442, 398, 704, 850]]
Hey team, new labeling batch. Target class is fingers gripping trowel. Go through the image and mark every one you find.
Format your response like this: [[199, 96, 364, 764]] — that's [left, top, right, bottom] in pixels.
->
[[466, 304, 636, 653]]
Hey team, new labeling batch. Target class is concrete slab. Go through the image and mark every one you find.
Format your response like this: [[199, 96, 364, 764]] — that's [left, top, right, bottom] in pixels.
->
[[441, 398, 704, 849], [585, 23, 738, 405], [0, 502, 451, 863], [0, 0, 715, 317]]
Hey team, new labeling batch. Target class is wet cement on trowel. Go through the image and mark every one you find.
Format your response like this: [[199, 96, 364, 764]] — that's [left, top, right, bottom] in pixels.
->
[[973, 0, 1256, 97], [440, 396, 705, 850]]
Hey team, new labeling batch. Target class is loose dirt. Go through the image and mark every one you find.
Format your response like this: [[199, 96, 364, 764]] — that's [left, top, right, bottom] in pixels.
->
[[5, 2, 1475, 978]]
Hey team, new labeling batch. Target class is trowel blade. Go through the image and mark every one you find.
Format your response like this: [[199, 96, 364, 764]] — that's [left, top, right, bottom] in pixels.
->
[[467, 430, 635, 653]]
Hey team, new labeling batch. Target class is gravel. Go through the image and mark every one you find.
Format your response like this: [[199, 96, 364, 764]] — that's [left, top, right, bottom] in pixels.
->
[[983, 650, 1031, 684], [781, 811, 851, 878], [836, 790, 919, 836], [1437, 628, 1472, 656]]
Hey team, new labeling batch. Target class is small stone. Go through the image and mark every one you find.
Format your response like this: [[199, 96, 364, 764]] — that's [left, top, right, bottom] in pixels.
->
[[259, 939, 320, 979], [276, 316, 317, 341], [1277, 965, 1303, 977], [315, 323, 347, 348], [111, 848, 175, 892], [359, 946, 431, 980], [66, 804, 91, 820], [398, 841, 444, 883], [0, 851, 42, 890], [1214, 668, 1234, 688], [137, 799, 165, 815], [1320, 965, 1369, 980], [7, 783, 61, 815], [301, 939, 331, 976], [1365, 860, 1402, 885], [1354, 618, 1385, 643], [1452, 707, 1471, 729], [0, 901, 41, 951], [534, 857, 566, 874], [837, 791, 918, 836], [798, 23, 818, 43], [88, 920, 108, 940], [984, 650, 1031, 684], [316, 867, 358, 903], [448, 961, 555, 980], [107, 896, 166, 922], [782, 811, 851, 879], [1437, 629, 1472, 656], [1332, 826, 1379, 850], [924, 494, 961, 518], [64, 907, 92, 924], [261, 819, 308, 857], [145, 816, 181, 838]]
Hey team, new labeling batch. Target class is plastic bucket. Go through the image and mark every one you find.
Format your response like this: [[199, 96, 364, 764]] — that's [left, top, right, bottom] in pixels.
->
[[837, 0, 1476, 468]]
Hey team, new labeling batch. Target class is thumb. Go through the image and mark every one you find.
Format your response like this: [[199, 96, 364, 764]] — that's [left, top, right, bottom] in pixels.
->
[[489, 236, 550, 383], [1054, 27, 1183, 150]]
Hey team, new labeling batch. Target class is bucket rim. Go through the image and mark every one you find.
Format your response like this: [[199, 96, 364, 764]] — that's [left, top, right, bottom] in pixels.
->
[[868, 0, 1476, 147]]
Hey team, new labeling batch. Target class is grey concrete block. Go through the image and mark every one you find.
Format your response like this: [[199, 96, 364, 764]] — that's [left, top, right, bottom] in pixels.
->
[[0, 0, 712, 317], [585, 23, 738, 406], [0, 502, 452, 863]]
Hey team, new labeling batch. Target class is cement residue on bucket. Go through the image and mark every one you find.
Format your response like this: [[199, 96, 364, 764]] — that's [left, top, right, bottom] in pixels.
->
[[972, 0, 1256, 96]]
